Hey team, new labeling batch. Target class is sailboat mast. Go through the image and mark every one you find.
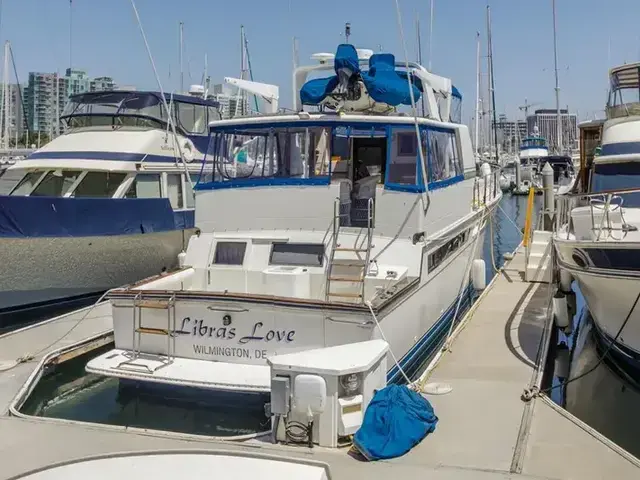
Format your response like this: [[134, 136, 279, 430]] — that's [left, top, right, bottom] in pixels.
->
[[428, 0, 434, 71], [2, 41, 9, 149], [416, 17, 426, 115], [552, 0, 562, 153], [179, 21, 184, 93], [474, 31, 480, 157]]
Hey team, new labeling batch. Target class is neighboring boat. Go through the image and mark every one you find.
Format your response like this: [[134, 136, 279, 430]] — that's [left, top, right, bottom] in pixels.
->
[[86, 43, 501, 412], [519, 125, 549, 165], [554, 62, 640, 368], [0, 88, 219, 324], [543, 154, 576, 194]]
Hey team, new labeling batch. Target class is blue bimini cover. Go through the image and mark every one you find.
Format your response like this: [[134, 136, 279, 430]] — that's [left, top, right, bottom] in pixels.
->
[[0, 196, 178, 238], [353, 385, 438, 461]]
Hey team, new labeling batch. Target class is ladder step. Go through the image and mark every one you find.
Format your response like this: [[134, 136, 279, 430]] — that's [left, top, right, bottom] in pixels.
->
[[335, 247, 367, 252], [136, 327, 171, 336], [328, 276, 364, 282], [137, 300, 171, 309], [327, 292, 363, 298], [330, 259, 366, 266]]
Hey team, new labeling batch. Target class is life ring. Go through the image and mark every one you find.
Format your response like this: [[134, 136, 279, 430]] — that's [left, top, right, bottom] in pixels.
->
[[181, 138, 196, 162]]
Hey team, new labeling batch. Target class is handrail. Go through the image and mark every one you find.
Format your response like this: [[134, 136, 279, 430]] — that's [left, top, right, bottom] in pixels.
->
[[363, 197, 375, 300]]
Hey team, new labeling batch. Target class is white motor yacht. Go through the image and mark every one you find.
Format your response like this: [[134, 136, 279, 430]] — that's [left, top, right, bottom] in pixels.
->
[[555, 62, 640, 366], [85, 44, 501, 446]]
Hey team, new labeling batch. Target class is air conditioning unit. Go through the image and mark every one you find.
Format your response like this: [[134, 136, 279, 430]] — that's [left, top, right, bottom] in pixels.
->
[[262, 266, 311, 299]]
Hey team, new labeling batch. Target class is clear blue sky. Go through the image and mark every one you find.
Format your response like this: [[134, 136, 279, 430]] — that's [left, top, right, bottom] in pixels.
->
[[1, 0, 639, 122]]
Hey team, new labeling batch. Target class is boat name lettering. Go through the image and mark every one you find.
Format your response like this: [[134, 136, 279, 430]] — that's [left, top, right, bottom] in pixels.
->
[[180, 318, 295, 344]]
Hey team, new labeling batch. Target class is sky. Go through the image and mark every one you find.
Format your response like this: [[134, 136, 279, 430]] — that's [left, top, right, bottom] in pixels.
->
[[1, 0, 639, 122]]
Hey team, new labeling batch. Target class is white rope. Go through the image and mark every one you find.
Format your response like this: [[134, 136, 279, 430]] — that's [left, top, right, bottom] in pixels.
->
[[365, 301, 412, 385], [128, 0, 194, 189]]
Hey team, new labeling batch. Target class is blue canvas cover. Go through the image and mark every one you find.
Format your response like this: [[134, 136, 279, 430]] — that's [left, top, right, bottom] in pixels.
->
[[0, 196, 179, 238], [362, 53, 422, 106], [300, 45, 422, 107], [353, 385, 438, 461]]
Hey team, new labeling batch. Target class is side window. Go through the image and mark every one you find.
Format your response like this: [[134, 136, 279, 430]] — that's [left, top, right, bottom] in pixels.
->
[[178, 102, 207, 134], [213, 241, 247, 265], [207, 106, 221, 122], [10, 171, 44, 196], [270, 243, 324, 267], [71, 172, 126, 197], [185, 174, 195, 208], [387, 130, 418, 185], [427, 130, 461, 182], [125, 174, 162, 198], [167, 173, 184, 209], [31, 170, 82, 197]]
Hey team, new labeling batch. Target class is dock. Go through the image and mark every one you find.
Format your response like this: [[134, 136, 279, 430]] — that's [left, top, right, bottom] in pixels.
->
[[0, 248, 638, 479]]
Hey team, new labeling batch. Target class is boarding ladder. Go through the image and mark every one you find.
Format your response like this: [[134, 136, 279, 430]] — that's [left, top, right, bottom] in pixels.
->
[[117, 293, 177, 373], [324, 197, 374, 303]]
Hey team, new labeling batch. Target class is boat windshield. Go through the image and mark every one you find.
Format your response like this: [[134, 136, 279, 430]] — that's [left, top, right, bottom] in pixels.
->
[[607, 65, 640, 119], [522, 137, 546, 148], [61, 92, 220, 133], [591, 161, 640, 207]]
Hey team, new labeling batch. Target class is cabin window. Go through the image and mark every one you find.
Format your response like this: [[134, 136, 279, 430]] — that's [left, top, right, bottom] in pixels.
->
[[270, 242, 324, 267], [387, 130, 419, 185], [591, 162, 640, 207], [213, 241, 247, 265], [207, 106, 221, 123], [428, 229, 469, 271], [167, 173, 184, 209], [71, 172, 126, 197], [178, 103, 207, 134], [125, 174, 162, 198], [31, 170, 82, 197], [426, 130, 462, 182], [10, 171, 44, 196]]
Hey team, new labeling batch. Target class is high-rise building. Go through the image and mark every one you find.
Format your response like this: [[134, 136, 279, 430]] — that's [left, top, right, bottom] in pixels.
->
[[492, 114, 528, 153], [526, 109, 578, 151], [25, 69, 118, 134], [211, 83, 249, 119]]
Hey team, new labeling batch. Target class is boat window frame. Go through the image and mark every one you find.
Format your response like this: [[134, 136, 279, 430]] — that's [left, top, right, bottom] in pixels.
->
[[269, 242, 325, 268], [29, 169, 85, 197], [384, 125, 425, 192], [9, 170, 48, 196], [212, 241, 248, 266]]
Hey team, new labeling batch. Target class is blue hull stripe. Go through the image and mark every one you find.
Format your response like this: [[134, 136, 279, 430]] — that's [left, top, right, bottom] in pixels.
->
[[387, 283, 475, 383], [27, 151, 204, 163], [600, 142, 640, 156]]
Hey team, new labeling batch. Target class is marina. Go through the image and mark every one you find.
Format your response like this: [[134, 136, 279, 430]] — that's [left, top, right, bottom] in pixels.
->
[[1, 0, 640, 478]]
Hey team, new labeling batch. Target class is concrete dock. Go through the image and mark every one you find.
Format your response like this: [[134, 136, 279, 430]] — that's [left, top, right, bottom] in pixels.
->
[[0, 248, 638, 479]]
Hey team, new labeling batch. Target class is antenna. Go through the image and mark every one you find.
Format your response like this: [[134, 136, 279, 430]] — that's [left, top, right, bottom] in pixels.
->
[[552, 0, 562, 153], [179, 21, 184, 93], [345, 23, 351, 44], [69, 0, 73, 70]]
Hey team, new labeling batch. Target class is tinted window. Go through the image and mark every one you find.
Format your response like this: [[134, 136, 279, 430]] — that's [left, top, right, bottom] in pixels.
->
[[426, 130, 462, 182], [270, 243, 324, 267], [72, 172, 126, 197], [31, 170, 82, 197], [592, 162, 640, 207], [178, 102, 207, 134], [10, 171, 44, 196], [213, 242, 247, 265], [167, 173, 184, 209], [125, 174, 162, 198]]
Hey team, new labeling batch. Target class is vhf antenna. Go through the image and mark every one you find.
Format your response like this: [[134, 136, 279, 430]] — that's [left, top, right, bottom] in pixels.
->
[[345, 22, 351, 44]]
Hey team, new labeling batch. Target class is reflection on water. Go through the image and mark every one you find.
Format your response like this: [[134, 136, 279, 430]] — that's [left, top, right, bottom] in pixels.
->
[[20, 345, 270, 437], [555, 287, 640, 459]]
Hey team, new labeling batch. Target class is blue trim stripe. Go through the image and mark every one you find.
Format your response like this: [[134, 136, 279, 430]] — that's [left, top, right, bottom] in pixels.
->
[[195, 176, 331, 191], [387, 283, 475, 383], [27, 151, 191, 163], [600, 142, 640, 156], [209, 120, 458, 135], [429, 174, 464, 191]]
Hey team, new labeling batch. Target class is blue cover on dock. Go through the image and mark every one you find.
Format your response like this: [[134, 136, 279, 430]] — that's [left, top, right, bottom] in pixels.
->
[[353, 384, 438, 461]]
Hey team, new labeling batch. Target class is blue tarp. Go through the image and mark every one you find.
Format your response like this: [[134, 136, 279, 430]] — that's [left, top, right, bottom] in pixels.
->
[[300, 44, 422, 107], [353, 385, 438, 461], [0, 196, 183, 238]]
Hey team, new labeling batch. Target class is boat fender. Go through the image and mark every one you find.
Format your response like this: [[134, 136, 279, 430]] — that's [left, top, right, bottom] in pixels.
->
[[181, 138, 196, 162], [472, 259, 486, 290]]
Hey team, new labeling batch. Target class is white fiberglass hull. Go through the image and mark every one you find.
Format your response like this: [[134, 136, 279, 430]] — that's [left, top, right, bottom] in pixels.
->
[[555, 240, 640, 357], [0, 230, 191, 318]]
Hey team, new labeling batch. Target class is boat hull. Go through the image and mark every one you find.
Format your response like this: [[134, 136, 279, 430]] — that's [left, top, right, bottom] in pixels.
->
[[0, 229, 193, 325], [555, 240, 640, 357]]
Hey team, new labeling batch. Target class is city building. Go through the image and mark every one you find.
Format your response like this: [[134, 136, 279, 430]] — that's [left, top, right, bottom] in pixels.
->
[[526, 109, 578, 151], [0, 83, 27, 143], [25, 69, 118, 134], [492, 114, 528, 153], [210, 83, 249, 119]]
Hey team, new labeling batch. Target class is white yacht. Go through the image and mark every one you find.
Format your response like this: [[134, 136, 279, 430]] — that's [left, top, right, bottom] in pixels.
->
[[86, 45, 501, 443], [554, 62, 640, 366], [0, 88, 219, 324]]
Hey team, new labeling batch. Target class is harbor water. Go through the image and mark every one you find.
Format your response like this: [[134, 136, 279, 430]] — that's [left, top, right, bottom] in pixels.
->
[[10, 194, 640, 456]]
